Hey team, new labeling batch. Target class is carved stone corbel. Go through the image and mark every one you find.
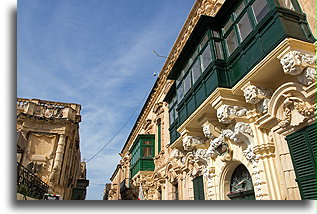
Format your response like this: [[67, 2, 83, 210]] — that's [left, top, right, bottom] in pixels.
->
[[243, 85, 272, 114], [216, 104, 248, 124], [279, 50, 316, 86], [182, 135, 205, 151]]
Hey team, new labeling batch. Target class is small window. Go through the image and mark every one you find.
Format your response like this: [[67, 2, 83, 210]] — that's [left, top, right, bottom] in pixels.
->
[[143, 141, 151, 145], [143, 147, 152, 157], [192, 59, 202, 84], [252, 0, 270, 23], [278, 0, 295, 10], [213, 30, 220, 38], [215, 41, 224, 60], [169, 110, 175, 125], [237, 13, 253, 41], [200, 44, 212, 72], [235, 2, 245, 18], [183, 72, 192, 95], [177, 83, 184, 101], [200, 34, 209, 50], [225, 30, 239, 56], [223, 18, 233, 33], [176, 70, 184, 86]]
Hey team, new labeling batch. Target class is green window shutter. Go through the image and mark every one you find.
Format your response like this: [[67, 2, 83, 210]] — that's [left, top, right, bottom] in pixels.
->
[[286, 123, 317, 200], [193, 175, 205, 200], [158, 122, 161, 154]]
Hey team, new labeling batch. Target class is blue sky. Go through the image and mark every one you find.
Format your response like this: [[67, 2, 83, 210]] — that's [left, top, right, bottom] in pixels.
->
[[17, 0, 195, 200]]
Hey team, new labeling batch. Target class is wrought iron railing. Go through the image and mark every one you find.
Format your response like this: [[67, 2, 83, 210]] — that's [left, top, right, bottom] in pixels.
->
[[17, 162, 49, 199]]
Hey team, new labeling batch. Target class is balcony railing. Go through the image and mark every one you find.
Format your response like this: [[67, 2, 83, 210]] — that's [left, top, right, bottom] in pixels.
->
[[17, 162, 49, 199]]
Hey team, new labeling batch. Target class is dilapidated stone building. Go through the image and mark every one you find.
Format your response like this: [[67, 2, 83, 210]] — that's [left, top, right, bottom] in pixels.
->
[[17, 98, 89, 200]]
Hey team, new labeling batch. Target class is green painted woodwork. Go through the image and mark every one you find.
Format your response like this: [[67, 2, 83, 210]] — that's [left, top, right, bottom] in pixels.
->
[[227, 164, 255, 200], [157, 121, 161, 154], [129, 135, 155, 179], [193, 175, 205, 200], [166, 0, 315, 144], [286, 123, 317, 200]]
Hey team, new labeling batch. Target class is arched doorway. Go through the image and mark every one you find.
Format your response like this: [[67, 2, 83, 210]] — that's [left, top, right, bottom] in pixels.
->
[[227, 164, 255, 200]]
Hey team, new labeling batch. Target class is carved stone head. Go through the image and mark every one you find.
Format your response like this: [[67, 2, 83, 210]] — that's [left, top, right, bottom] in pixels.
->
[[280, 51, 303, 75]]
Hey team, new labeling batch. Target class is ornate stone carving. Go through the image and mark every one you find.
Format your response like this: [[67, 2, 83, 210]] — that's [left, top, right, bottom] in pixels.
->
[[197, 0, 224, 16], [171, 149, 185, 160], [206, 134, 225, 158], [280, 50, 315, 75], [229, 122, 254, 144], [297, 67, 316, 86], [217, 105, 248, 124], [243, 145, 259, 163], [243, 85, 272, 114], [278, 94, 316, 128], [202, 124, 215, 139], [182, 136, 205, 151]]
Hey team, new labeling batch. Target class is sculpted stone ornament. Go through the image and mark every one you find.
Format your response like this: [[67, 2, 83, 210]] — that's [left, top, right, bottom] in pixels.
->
[[217, 105, 248, 124], [182, 136, 205, 151], [202, 124, 214, 139], [280, 50, 315, 75], [297, 67, 316, 86], [278, 94, 316, 128], [171, 149, 185, 160], [243, 85, 272, 114], [243, 145, 259, 163]]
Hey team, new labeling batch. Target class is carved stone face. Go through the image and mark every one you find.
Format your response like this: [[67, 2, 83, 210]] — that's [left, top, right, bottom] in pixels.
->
[[280, 51, 303, 75], [217, 105, 230, 124], [243, 85, 261, 104]]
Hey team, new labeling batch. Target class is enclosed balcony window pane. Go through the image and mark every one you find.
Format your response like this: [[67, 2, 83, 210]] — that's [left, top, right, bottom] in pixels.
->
[[176, 70, 184, 86], [278, 0, 295, 10], [200, 44, 212, 72], [169, 110, 175, 125], [183, 72, 192, 95], [143, 147, 152, 157], [213, 30, 220, 38], [190, 49, 199, 65], [215, 41, 224, 60], [177, 82, 184, 101], [223, 19, 233, 33], [225, 30, 238, 56], [235, 2, 245, 18], [200, 34, 209, 50], [237, 13, 253, 41], [143, 141, 151, 145], [252, 0, 270, 23], [192, 59, 202, 84]]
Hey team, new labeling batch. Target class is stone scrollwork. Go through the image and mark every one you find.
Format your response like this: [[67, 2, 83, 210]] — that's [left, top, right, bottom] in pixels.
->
[[279, 50, 316, 86], [243, 145, 259, 163], [278, 93, 316, 128], [280, 50, 315, 75], [171, 148, 185, 161], [182, 136, 205, 151], [297, 67, 316, 86], [202, 124, 215, 139], [217, 105, 248, 124], [243, 85, 272, 114]]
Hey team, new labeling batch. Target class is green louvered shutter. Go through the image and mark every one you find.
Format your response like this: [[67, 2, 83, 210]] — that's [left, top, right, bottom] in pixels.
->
[[286, 123, 317, 200], [193, 175, 205, 200]]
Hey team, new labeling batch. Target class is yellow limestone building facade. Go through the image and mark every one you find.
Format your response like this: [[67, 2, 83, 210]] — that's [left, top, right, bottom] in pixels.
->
[[17, 98, 89, 200], [109, 0, 316, 200]]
